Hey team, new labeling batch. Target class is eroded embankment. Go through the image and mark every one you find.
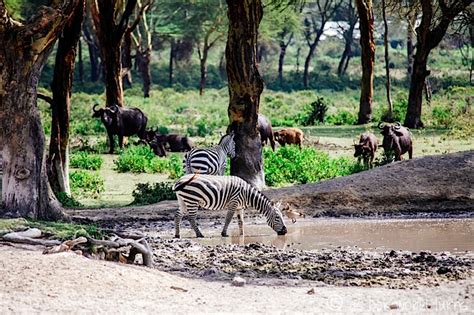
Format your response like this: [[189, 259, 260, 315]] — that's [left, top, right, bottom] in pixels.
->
[[66, 151, 473, 223]]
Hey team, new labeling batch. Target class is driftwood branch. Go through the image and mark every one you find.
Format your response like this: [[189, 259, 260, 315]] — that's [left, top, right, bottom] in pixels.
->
[[1, 228, 62, 246]]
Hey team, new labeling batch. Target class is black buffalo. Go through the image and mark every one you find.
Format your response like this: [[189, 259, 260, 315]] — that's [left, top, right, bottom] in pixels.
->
[[378, 122, 413, 161], [144, 129, 194, 157], [92, 104, 148, 154], [353, 132, 378, 168], [257, 114, 276, 151]]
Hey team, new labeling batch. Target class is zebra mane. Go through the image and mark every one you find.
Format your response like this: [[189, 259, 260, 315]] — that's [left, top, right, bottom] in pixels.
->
[[173, 173, 199, 192]]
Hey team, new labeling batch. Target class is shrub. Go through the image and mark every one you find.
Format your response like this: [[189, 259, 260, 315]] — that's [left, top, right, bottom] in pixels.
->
[[263, 146, 364, 186], [56, 192, 83, 208], [70, 152, 103, 170], [431, 106, 454, 127], [114, 145, 185, 178], [131, 182, 177, 205], [69, 170, 105, 198], [299, 97, 330, 126], [326, 108, 357, 125]]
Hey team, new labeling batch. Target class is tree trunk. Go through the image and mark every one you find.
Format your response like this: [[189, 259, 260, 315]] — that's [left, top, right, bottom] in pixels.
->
[[355, 0, 375, 124], [136, 48, 152, 97], [303, 44, 316, 88], [338, 0, 357, 77], [382, 0, 392, 121], [169, 40, 175, 86], [296, 47, 301, 73], [78, 39, 84, 82], [48, 0, 85, 197], [406, 10, 416, 80], [122, 30, 133, 89], [337, 40, 352, 77], [278, 33, 293, 87], [0, 1, 79, 220], [199, 47, 208, 96], [226, 0, 265, 189], [404, 0, 470, 128], [91, 0, 138, 107], [83, 12, 101, 82]]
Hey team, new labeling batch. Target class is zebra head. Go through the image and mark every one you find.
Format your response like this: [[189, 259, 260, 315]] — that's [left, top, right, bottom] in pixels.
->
[[271, 201, 288, 235], [218, 132, 236, 159]]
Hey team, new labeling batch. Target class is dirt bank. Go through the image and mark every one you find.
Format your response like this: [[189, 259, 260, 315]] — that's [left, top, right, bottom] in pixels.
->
[[0, 246, 472, 313], [66, 151, 473, 223]]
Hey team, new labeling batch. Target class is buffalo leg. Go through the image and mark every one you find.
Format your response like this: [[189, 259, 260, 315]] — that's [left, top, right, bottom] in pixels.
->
[[118, 135, 124, 149], [408, 146, 413, 159], [107, 132, 115, 154]]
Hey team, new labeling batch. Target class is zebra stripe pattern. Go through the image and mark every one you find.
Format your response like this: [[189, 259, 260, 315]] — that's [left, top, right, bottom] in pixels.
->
[[172, 174, 287, 238], [183, 133, 236, 176]]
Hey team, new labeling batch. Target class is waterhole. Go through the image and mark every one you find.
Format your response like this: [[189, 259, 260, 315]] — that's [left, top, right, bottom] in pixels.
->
[[174, 217, 474, 253]]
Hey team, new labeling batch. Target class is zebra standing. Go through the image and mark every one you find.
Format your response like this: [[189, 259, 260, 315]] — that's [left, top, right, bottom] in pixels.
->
[[172, 174, 288, 238], [183, 133, 236, 175]]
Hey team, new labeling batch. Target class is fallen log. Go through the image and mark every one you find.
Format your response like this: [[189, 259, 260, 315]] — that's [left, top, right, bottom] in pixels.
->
[[1, 228, 62, 246]]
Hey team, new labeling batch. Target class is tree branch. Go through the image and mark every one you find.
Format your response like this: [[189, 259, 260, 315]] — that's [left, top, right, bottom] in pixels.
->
[[118, 0, 138, 35], [37, 93, 54, 105]]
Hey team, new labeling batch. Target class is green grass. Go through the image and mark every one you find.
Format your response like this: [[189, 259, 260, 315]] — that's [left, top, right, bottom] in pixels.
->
[[0, 218, 102, 240], [70, 152, 103, 170]]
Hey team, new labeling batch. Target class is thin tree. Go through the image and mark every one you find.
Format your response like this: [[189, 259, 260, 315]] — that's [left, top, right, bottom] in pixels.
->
[[0, 0, 80, 219], [381, 0, 393, 121], [405, 0, 472, 129], [226, 0, 265, 188], [83, 5, 101, 82], [355, 0, 375, 124], [48, 0, 86, 197], [302, 0, 344, 88], [90, 0, 138, 107], [337, 0, 358, 77], [132, 2, 153, 97]]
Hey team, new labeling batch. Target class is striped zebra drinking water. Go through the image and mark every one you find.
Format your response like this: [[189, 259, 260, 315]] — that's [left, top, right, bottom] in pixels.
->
[[183, 133, 235, 175], [172, 174, 288, 238]]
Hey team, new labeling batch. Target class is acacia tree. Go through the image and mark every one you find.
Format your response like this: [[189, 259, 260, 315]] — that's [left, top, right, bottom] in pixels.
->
[[47, 0, 86, 196], [405, 0, 472, 128], [302, 0, 343, 89], [226, 0, 265, 189], [82, 8, 101, 82], [381, 0, 393, 120], [0, 0, 80, 219], [90, 0, 138, 107], [132, 2, 153, 97], [355, 0, 375, 124], [337, 0, 358, 77]]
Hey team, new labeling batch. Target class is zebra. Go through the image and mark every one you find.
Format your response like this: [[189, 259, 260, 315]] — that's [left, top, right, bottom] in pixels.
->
[[172, 173, 288, 238], [183, 133, 236, 176]]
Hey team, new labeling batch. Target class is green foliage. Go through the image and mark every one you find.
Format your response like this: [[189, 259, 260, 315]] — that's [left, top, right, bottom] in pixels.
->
[[299, 97, 330, 126], [70, 170, 105, 198], [114, 145, 185, 178], [27, 220, 102, 241], [326, 108, 358, 125], [56, 192, 83, 208], [263, 146, 364, 186], [431, 106, 454, 127], [131, 182, 177, 205], [70, 152, 103, 170]]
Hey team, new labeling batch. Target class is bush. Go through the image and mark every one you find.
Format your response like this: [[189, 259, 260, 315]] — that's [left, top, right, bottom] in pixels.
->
[[299, 97, 330, 126], [114, 145, 185, 178], [431, 106, 454, 127], [326, 108, 357, 125], [70, 152, 103, 170], [69, 170, 105, 198], [263, 146, 364, 186], [131, 182, 177, 205], [56, 192, 83, 208]]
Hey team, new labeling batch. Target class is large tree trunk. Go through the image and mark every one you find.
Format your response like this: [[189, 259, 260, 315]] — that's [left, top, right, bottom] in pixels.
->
[[382, 0, 393, 121], [48, 0, 85, 197], [355, 0, 375, 124], [226, 0, 265, 189], [404, 0, 471, 129], [0, 1, 79, 220], [91, 0, 137, 107], [136, 47, 152, 97]]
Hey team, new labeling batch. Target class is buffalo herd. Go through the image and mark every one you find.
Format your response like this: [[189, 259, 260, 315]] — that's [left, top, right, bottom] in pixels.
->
[[91, 104, 413, 167]]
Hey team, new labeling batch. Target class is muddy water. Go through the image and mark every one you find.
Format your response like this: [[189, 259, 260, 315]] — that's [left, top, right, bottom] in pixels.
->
[[191, 218, 474, 253]]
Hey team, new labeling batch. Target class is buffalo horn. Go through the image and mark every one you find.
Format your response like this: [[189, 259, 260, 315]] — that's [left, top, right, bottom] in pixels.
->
[[92, 104, 100, 112], [394, 121, 401, 130], [377, 122, 385, 129]]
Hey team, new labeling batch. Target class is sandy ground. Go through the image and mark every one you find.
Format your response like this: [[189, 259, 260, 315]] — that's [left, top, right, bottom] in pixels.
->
[[0, 246, 472, 314]]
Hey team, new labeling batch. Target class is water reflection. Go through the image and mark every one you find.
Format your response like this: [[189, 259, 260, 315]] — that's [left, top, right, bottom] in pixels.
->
[[195, 218, 474, 253]]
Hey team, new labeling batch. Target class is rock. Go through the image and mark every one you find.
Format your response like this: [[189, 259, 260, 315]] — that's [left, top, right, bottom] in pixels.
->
[[437, 266, 452, 275], [307, 288, 315, 295], [231, 276, 246, 287], [201, 267, 219, 277], [389, 304, 399, 310]]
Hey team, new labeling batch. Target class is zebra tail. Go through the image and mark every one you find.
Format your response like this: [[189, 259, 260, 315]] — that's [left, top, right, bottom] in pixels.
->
[[173, 172, 199, 192]]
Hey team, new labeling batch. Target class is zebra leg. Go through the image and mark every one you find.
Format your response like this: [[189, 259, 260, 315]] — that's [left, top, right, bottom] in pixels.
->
[[174, 196, 187, 238], [237, 208, 245, 236], [187, 206, 204, 238], [221, 207, 236, 237]]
